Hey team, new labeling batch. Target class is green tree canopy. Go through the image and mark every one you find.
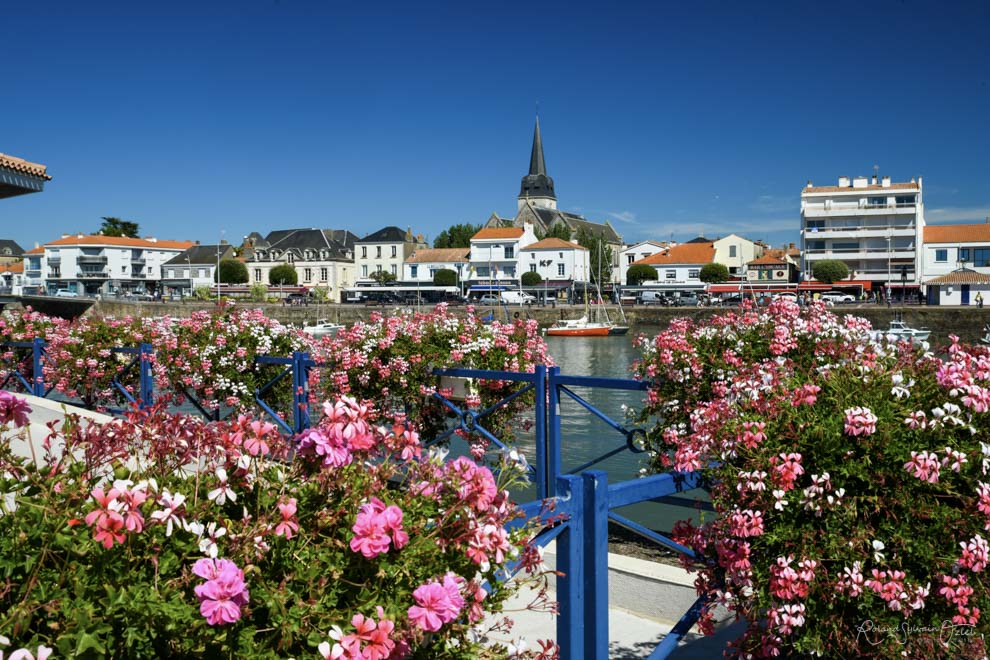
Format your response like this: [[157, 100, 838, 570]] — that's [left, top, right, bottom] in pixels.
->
[[269, 264, 299, 286], [699, 263, 730, 284], [521, 270, 543, 286], [216, 259, 248, 284], [434, 223, 482, 249], [433, 269, 458, 286], [371, 270, 397, 285], [812, 260, 850, 284], [576, 228, 613, 286], [98, 217, 140, 238], [626, 264, 659, 286]]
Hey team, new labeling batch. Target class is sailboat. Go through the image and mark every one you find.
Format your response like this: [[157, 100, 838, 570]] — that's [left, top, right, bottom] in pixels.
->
[[546, 244, 628, 336]]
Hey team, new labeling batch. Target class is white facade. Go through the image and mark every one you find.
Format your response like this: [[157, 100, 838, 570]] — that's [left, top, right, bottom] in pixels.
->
[[712, 234, 764, 277], [402, 248, 470, 283], [520, 238, 590, 283], [248, 260, 353, 299], [41, 236, 192, 296], [355, 227, 427, 282], [921, 228, 990, 281], [801, 175, 924, 289], [620, 241, 669, 285], [468, 224, 539, 284], [639, 264, 708, 291]]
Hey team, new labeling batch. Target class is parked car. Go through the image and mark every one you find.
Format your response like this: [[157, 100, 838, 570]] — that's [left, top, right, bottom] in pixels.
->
[[501, 291, 536, 305], [773, 292, 798, 301], [821, 292, 855, 304], [674, 294, 700, 307], [284, 292, 310, 306], [54, 289, 79, 298], [637, 291, 669, 306], [477, 294, 501, 305]]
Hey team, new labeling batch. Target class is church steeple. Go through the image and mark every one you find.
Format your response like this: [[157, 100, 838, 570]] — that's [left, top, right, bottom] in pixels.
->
[[518, 115, 556, 211]]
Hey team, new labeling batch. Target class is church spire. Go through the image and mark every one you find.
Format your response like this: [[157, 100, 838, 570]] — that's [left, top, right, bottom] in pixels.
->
[[529, 115, 547, 176], [518, 115, 556, 211]]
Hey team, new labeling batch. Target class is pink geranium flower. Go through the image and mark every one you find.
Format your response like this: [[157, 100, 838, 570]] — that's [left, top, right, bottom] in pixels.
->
[[407, 573, 465, 632], [274, 497, 300, 539], [192, 558, 250, 625], [0, 391, 32, 427]]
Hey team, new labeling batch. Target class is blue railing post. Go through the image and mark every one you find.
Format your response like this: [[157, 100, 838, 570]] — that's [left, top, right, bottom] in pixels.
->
[[292, 351, 311, 435], [556, 473, 585, 660], [139, 342, 154, 410], [582, 470, 610, 658], [547, 366, 562, 497], [31, 337, 45, 398], [533, 364, 547, 499]]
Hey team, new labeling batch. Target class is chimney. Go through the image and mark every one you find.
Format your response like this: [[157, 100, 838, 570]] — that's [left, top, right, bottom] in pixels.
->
[[77, 233, 84, 239], [220, 239, 229, 245], [871, 175, 878, 185], [789, 242, 796, 249], [806, 180, 813, 188], [61, 234, 70, 239], [146, 237, 157, 243], [838, 176, 850, 187], [852, 176, 868, 188], [881, 176, 891, 188]]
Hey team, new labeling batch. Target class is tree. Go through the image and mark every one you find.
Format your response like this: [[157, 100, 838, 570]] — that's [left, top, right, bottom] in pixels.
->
[[371, 269, 397, 285], [812, 260, 850, 284], [98, 217, 140, 238], [576, 228, 613, 286], [626, 264, 658, 286], [521, 271, 543, 286], [536, 223, 572, 241], [434, 223, 482, 249], [216, 259, 248, 284], [249, 283, 268, 302], [699, 263, 730, 284], [433, 269, 458, 286], [269, 264, 298, 286]]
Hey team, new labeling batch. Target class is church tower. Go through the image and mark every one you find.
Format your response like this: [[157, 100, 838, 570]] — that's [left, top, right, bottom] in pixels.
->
[[517, 116, 557, 211]]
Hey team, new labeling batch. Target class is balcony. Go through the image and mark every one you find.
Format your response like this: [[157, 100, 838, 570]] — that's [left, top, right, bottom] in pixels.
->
[[77, 254, 108, 264], [46, 257, 61, 265], [802, 225, 916, 239], [131, 258, 146, 265], [130, 272, 147, 278], [77, 270, 108, 279], [803, 205, 916, 218]]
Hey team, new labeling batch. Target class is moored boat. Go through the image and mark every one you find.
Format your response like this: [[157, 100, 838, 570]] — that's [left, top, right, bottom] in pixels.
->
[[546, 316, 612, 337], [302, 320, 345, 339], [870, 319, 930, 345]]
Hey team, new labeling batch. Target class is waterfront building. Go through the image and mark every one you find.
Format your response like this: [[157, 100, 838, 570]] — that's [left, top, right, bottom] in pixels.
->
[[22, 247, 43, 293], [628, 242, 715, 294], [482, 117, 623, 282], [921, 223, 990, 305], [467, 224, 539, 290], [746, 248, 798, 284], [160, 243, 236, 297], [0, 261, 25, 295], [355, 227, 428, 283], [713, 234, 765, 278], [620, 241, 671, 285], [39, 234, 193, 297], [520, 237, 590, 290], [0, 152, 51, 200], [0, 240, 24, 266], [801, 174, 924, 298], [243, 228, 357, 302], [403, 247, 470, 284]]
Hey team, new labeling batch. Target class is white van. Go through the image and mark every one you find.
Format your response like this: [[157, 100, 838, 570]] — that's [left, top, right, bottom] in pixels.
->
[[501, 291, 536, 305]]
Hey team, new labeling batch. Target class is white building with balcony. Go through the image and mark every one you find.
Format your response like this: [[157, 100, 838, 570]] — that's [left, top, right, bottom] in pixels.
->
[[40, 234, 194, 296], [520, 237, 590, 284], [921, 223, 990, 305], [801, 174, 924, 297], [467, 224, 539, 289]]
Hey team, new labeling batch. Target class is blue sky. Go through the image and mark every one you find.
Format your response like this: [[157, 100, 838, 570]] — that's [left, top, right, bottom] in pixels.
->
[[4, 0, 990, 251]]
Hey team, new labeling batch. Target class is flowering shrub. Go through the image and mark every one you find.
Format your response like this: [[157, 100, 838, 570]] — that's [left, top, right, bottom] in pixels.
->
[[0, 308, 62, 395], [634, 300, 989, 658], [313, 304, 552, 446], [152, 306, 305, 413], [0, 393, 552, 658]]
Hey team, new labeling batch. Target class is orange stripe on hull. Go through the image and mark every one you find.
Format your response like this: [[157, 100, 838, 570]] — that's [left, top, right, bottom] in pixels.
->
[[545, 327, 612, 337]]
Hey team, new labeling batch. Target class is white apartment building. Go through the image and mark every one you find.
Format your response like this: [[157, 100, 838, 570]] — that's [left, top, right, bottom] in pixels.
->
[[403, 248, 470, 283], [801, 175, 924, 297], [620, 241, 669, 285], [520, 238, 590, 283], [40, 234, 193, 296], [467, 224, 539, 285], [355, 226, 428, 281]]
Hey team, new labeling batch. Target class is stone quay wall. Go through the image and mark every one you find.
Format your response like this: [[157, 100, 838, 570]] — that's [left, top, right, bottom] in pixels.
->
[[83, 300, 990, 345]]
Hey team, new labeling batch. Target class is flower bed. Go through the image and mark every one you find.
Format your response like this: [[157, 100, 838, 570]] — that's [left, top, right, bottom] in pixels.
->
[[0, 392, 554, 658], [312, 305, 552, 449], [634, 300, 989, 658]]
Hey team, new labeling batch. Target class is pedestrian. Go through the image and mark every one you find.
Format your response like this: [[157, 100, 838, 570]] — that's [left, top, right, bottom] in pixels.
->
[[977, 292, 984, 309]]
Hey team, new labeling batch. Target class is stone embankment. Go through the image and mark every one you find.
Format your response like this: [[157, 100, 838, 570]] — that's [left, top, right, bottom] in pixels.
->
[[73, 300, 990, 344]]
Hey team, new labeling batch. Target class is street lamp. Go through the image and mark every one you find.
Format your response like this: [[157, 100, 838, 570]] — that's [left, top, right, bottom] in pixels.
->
[[217, 229, 225, 303], [885, 233, 892, 303]]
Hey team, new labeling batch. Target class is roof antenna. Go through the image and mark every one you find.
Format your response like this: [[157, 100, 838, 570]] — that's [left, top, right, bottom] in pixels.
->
[[873, 164, 880, 178]]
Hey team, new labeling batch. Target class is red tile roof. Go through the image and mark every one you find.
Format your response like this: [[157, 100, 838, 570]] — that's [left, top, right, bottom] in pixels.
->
[[0, 262, 24, 274], [522, 238, 588, 251], [924, 224, 990, 244], [472, 227, 525, 240], [0, 153, 52, 180], [44, 235, 194, 250], [633, 243, 715, 266], [802, 182, 918, 194], [748, 254, 788, 266], [925, 269, 990, 285], [24, 247, 44, 255]]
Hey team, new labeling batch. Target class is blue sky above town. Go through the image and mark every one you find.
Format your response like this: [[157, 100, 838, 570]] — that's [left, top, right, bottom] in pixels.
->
[[4, 0, 990, 250]]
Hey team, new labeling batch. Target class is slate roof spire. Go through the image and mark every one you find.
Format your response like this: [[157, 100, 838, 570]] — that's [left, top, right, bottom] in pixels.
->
[[518, 115, 556, 210]]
